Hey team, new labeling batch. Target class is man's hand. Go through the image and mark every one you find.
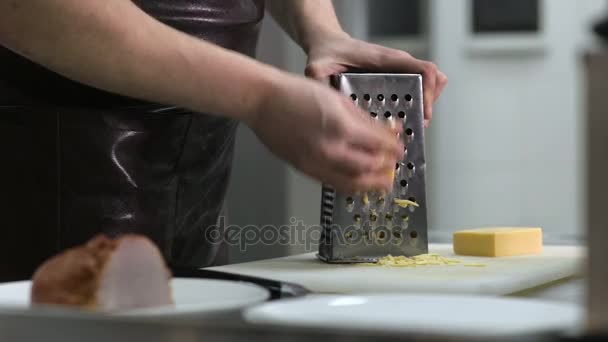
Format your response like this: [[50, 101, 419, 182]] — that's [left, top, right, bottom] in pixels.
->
[[249, 74, 404, 194], [305, 32, 448, 127]]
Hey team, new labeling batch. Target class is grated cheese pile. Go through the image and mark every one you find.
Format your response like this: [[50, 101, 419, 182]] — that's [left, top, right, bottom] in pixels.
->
[[360, 253, 463, 267]]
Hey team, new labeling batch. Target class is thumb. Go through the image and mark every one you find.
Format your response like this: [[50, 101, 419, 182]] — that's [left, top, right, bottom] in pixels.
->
[[305, 58, 350, 82]]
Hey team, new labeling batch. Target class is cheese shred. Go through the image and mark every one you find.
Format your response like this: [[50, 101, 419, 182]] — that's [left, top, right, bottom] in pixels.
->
[[359, 253, 465, 267], [393, 198, 419, 208]]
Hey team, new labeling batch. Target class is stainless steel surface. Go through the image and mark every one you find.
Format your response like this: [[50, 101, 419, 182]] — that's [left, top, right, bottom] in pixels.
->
[[585, 50, 608, 333], [319, 73, 428, 263]]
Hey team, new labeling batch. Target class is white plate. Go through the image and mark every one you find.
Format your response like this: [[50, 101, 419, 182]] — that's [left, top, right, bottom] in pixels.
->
[[0, 278, 269, 319], [244, 294, 583, 337]]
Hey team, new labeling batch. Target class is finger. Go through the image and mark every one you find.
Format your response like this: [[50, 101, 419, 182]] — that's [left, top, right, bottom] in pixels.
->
[[321, 142, 391, 176], [420, 62, 437, 122], [324, 168, 394, 194], [356, 164, 397, 193], [345, 42, 417, 73], [308, 137, 398, 193], [305, 61, 348, 82], [342, 98, 385, 132], [386, 117, 404, 135], [348, 120, 404, 161], [344, 105, 403, 153], [305, 62, 328, 81], [434, 70, 448, 102], [426, 71, 447, 128]]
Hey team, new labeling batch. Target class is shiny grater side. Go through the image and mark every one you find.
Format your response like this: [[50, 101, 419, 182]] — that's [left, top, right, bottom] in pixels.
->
[[318, 73, 429, 263]]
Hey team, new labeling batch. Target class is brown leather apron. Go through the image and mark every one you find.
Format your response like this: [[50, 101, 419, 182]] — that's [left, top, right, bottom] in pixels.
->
[[0, 0, 264, 281]]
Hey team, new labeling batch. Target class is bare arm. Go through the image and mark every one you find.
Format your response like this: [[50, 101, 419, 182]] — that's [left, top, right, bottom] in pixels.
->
[[0, 0, 287, 125], [0, 0, 403, 193], [265, 0, 347, 53]]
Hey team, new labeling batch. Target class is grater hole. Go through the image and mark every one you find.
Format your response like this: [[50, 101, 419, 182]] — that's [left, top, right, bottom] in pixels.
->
[[401, 214, 409, 221], [370, 213, 378, 222], [370, 112, 378, 118], [395, 163, 400, 170], [405, 128, 414, 136], [408, 197, 417, 212], [385, 213, 393, 221], [354, 214, 362, 222], [350, 94, 357, 101], [405, 94, 413, 102], [378, 231, 386, 240], [345, 231, 353, 241], [393, 230, 402, 239], [400, 179, 408, 187], [378, 197, 385, 206], [377, 94, 385, 102], [407, 162, 415, 170], [384, 111, 392, 118], [410, 230, 418, 239], [346, 197, 354, 212], [391, 94, 399, 102], [364, 94, 371, 101], [398, 111, 406, 119]]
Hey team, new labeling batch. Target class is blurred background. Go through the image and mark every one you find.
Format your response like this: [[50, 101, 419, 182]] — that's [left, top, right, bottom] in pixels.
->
[[226, 0, 607, 263]]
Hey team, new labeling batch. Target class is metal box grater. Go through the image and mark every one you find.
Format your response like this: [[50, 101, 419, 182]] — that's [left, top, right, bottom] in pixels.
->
[[318, 73, 429, 263]]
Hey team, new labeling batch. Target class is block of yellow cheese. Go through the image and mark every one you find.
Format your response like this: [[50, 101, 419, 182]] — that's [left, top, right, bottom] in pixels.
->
[[453, 227, 543, 257]]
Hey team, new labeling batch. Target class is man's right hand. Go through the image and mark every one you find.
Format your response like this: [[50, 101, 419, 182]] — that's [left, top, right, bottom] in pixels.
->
[[248, 75, 403, 194]]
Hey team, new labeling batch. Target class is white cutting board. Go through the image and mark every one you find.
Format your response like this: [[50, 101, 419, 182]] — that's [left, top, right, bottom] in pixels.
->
[[209, 244, 585, 295]]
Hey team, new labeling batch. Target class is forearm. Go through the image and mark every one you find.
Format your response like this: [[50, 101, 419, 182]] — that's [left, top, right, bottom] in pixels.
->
[[266, 0, 347, 53], [0, 0, 285, 124]]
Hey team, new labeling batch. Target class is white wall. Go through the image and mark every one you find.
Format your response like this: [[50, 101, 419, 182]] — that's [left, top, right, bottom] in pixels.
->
[[427, 0, 605, 242]]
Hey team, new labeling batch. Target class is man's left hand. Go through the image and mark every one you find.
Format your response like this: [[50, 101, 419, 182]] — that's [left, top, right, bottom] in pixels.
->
[[305, 33, 448, 127]]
